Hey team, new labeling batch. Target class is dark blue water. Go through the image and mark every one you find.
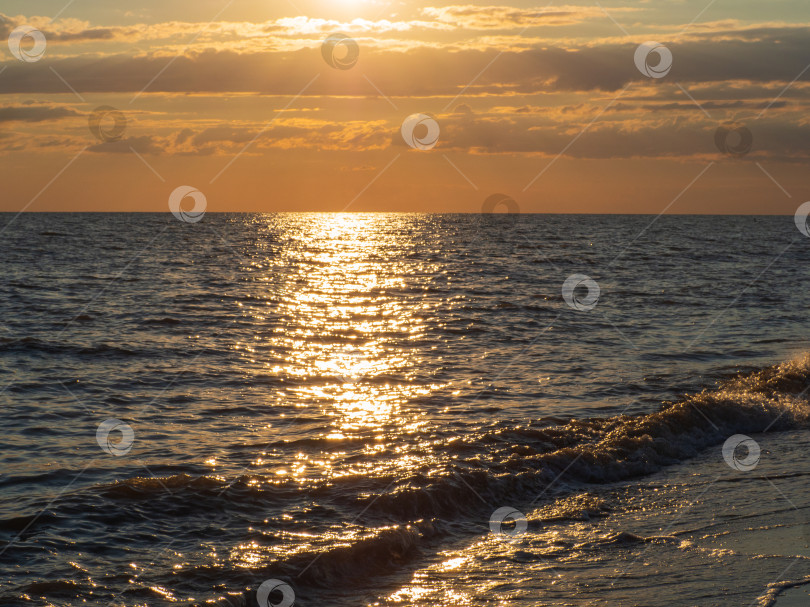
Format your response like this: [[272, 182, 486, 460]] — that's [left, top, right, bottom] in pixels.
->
[[2, 213, 810, 607]]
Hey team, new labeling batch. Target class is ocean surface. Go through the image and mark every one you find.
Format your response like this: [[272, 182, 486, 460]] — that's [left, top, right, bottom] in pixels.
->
[[2, 213, 810, 607]]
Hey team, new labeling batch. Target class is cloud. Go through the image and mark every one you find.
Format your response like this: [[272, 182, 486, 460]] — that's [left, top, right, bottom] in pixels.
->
[[2, 14, 809, 165], [0, 5, 627, 48], [421, 5, 636, 29], [427, 106, 810, 162], [4, 99, 804, 163], [0, 12, 447, 47], [0, 14, 132, 42], [87, 135, 165, 155], [1, 25, 809, 97], [0, 103, 82, 123], [68, 118, 390, 156]]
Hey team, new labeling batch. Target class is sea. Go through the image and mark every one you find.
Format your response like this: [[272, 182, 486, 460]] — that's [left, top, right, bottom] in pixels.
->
[[2, 213, 810, 607]]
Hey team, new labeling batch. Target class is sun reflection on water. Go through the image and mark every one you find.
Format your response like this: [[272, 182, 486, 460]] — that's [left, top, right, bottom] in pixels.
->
[[234, 213, 443, 483], [278, 216, 427, 426]]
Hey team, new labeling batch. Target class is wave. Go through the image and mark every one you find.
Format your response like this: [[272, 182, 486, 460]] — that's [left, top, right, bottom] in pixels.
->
[[141, 317, 183, 326], [234, 355, 810, 595], [360, 355, 810, 520], [276, 520, 438, 585], [0, 336, 142, 358], [757, 574, 810, 607]]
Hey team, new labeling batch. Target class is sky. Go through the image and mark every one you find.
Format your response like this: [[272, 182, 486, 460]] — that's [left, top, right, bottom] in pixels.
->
[[1, 0, 809, 213]]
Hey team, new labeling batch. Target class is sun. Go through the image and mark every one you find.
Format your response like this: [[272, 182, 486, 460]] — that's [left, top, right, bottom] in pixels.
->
[[333, 0, 371, 10], [317, 0, 377, 19]]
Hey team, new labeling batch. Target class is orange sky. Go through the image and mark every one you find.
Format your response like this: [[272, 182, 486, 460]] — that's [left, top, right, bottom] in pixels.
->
[[1, 1, 809, 213]]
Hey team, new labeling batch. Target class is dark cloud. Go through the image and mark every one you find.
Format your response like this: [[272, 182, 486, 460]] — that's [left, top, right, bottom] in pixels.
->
[[0, 103, 82, 123], [0, 14, 123, 42], [610, 101, 788, 112], [0, 26, 809, 96], [430, 110, 810, 162], [87, 135, 164, 154]]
